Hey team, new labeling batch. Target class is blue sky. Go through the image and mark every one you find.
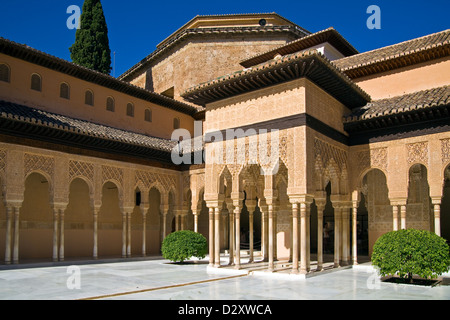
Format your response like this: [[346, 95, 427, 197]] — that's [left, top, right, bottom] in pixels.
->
[[0, 0, 449, 77]]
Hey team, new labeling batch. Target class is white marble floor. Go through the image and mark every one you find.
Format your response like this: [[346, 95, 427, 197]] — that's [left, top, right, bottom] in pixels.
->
[[0, 256, 448, 300]]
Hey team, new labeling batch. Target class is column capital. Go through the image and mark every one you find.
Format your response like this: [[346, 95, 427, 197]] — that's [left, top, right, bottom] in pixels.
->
[[431, 197, 442, 205], [389, 197, 407, 206], [288, 194, 314, 205]]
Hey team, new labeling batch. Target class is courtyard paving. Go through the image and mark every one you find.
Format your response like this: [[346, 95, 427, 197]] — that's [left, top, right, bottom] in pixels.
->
[[0, 255, 448, 300]]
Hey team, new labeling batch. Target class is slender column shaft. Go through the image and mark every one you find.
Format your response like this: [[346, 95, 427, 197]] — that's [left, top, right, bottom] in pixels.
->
[[122, 212, 127, 258], [193, 210, 199, 233], [434, 204, 441, 236], [291, 203, 299, 273], [59, 210, 65, 261], [228, 209, 235, 266], [300, 202, 307, 274], [13, 209, 19, 264], [392, 205, 399, 231], [249, 211, 254, 263], [93, 210, 98, 259], [306, 207, 310, 272], [214, 207, 220, 268], [352, 203, 358, 265], [127, 212, 132, 257], [208, 207, 214, 267], [262, 209, 268, 262], [234, 207, 241, 269], [268, 205, 274, 271], [142, 213, 147, 256], [342, 209, 349, 266], [334, 207, 340, 268], [4, 207, 13, 264], [317, 204, 324, 271], [400, 205, 406, 230], [53, 208, 59, 262]]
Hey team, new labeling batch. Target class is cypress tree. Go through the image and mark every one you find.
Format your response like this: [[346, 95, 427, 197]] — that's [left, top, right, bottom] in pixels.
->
[[69, 0, 112, 74]]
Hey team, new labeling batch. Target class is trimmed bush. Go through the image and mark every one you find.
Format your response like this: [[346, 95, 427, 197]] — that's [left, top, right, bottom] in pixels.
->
[[371, 229, 450, 283], [161, 230, 208, 263]]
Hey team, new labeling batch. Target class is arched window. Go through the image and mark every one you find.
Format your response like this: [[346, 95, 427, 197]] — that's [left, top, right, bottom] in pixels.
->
[[85, 90, 94, 106], [145, 109, 152, 122], [173, 117, 180, 129], [60, 82, 70, 100], [31, 73, 42, 91], [106, 97, 115, 112], [126, 103, 134, 117], [0, 64, 10, 83]]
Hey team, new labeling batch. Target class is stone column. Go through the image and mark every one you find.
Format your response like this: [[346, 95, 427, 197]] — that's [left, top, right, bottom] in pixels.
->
[[226, 201, 235, 266], [214, 206, 221, 268], [140, 201, 149, 257], [299, 202, 308, 274], [208, 207, 214, 267], [52, 207, 59, 262], [341, 207, 349, 266], [333, 206, 341, 268], [246, 201, 256, 263], [4, 206, 13, 264], [93, 208, 99, 259], [268, 204, 275, 271], [291, 202, 299, 274], [392, 205, 399, 231], [259, 202, 268, 262], [432, 199, 441, 236], [59, 209, 65, 261], [127, 211, 132, 257], [192, 210, 199, 233], [160, 204, 169, 243], [352, 200, 358, 266], [316, 200, 325, 271], [13, 208, 20, 264], [400, 205, 407, 230], [122, 211, 127, 258], [234, 205, 241, 269]]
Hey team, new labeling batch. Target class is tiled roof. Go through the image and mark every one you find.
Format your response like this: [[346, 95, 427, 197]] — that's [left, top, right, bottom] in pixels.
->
[[0, 100, 177, 153], [344, 85, 450, 123], [240, 27, 358, 68], [334, 29, 450, 78]]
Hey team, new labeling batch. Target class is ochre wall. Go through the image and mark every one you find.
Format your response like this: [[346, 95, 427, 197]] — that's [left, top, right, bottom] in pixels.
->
[[0, 54, 195, 140], [353, 56, 450, 100]]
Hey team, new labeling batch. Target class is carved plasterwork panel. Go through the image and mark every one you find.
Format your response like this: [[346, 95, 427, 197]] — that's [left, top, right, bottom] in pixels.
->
[[441, 138, 450, 165], [69, 160, 94, 182], [102, 165, 123, 186], [407, 141, 428, 165], [24, 153, 54, 179]]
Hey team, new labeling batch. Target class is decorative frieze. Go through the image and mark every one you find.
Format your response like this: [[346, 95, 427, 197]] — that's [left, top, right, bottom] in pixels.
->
[[441, 138, 450, 165]]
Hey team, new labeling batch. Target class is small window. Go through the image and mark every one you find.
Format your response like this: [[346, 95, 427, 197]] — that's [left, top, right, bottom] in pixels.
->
[[85, 90, 94, 106], [60, 82, 70, 99], [173, 117, 180, 129], [106, 97, 115, 112], [145, 109, 152, 122], [31, 73, 42, 91], [0, 64, 10, 83], [126, 103, 134, 117]]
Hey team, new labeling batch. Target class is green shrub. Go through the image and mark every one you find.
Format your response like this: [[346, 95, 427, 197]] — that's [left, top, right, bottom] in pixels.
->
[[372, 229, 450, 282], [161, 230, 208, 263]]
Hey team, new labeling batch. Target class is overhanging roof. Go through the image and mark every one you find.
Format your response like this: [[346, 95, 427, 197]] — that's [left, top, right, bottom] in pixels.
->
[[182, 50, 371, 109], [0, 100, 178, 163], [240, 27, 358, 68]]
